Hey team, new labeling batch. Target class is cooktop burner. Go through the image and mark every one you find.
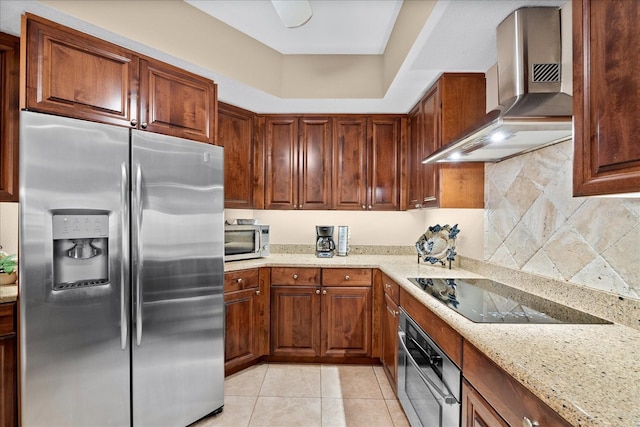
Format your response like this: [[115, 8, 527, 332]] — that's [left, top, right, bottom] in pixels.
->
[[407, 278, 611, 324]]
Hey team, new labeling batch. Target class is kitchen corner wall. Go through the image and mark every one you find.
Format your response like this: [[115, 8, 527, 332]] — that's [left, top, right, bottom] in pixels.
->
[[484, 140, 640, 299], [0, 203, 19, 255], [225, 208, 484, 259]]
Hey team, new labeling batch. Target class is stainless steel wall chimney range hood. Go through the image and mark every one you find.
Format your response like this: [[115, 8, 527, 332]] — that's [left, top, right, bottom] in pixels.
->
[[422, 7, 572, 164]]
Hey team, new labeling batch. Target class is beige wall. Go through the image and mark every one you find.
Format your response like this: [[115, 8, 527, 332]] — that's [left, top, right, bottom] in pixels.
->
[[225, 207, 484, 259], [0, 203, 19, 255]]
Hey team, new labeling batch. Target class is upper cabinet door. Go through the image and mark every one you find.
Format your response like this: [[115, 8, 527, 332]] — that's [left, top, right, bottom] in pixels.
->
[[299, 117, 333, 210], [264, 116, 299, 209], [219, 103, 262, 209], [368, 116, 403, 211], [139, 59, 216, 144], [0, 32, 20, 202], [22, 14, 138, 128], [573, 0, 640, 196], [333, 117, 368, 210]]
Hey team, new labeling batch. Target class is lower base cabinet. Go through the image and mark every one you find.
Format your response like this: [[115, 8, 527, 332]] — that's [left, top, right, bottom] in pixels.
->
[[380, 274, 400, 390], [0, 302, 17, 427], [462, 340, 572, 427], [270, 267, 372, 359], [224, 268, 269, 375], [462, 379, 508, 427]]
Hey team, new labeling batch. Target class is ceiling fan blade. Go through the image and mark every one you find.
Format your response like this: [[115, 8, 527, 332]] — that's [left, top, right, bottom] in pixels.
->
[[271, 0, 313, 28]]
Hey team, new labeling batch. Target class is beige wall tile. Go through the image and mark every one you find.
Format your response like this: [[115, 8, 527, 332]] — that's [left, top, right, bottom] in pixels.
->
[[484, 140, 640, 299]]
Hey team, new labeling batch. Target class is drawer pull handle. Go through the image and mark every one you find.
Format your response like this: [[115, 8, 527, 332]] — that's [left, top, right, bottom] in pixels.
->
[[236, 278, 243, 283], [522, 417, 540, 427], [345, 275, 350, 281], [293, 274, 298, 280], [255, 290, 260, 296], [385, 283, 390, 289]]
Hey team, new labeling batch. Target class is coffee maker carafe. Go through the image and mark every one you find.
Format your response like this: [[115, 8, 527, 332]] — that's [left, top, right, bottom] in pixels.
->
[[316, 226, 335, 258]]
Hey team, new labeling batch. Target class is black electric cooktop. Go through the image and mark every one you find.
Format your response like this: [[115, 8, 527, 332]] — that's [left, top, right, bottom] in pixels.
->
[[407, 278, 611, 324]]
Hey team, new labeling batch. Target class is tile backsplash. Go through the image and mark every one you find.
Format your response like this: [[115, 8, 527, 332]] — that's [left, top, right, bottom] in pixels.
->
[[485, 140, 640, 299]]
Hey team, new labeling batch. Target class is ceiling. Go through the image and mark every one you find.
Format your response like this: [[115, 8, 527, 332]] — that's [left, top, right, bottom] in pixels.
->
[[185, 0, 404, 55], [0, 0, 567, 114]]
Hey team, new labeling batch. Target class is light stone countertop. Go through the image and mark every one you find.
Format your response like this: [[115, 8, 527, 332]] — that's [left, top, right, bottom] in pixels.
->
[[226, 253, 640, 427], [0, 284, 17, 303]]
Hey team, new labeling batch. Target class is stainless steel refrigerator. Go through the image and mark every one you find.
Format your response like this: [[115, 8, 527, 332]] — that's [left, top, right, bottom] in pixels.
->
[[19, 111, 225, 426]]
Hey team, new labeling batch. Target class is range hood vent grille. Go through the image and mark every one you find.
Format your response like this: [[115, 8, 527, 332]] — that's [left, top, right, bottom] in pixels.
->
[[532, 63, 560, 83], [422, 7, 572, 164]]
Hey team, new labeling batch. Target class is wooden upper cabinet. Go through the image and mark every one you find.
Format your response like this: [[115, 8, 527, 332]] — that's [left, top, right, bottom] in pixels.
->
[[421, 91, 439, 206], [264, 116, 298, 209], [407, 105, 422, 209], [298, 117, 332, 210], [368, 116, 404, 211], [0, 32, 20, 202], [139, 58, 216, 144], [333, 116, 368, 210], [22, 14, 217, 143], [264, 115, 332, 210], [408, 73, 485, 209], [334, 116, 404, 211], [22, 14, 137, 127], [573, 0, 640, 196], [219, 102, 263, 208]]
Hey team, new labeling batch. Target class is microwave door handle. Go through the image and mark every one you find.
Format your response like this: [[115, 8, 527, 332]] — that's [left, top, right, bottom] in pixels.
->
[[397, 331, 458, 405], [255, 229, 260, 253]]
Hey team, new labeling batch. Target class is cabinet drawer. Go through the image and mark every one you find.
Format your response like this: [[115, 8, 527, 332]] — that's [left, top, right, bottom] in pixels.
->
[[0, 302, 16, 337], [271, 267, 320, 285], [381, 273, 399, 302], [322, 268, 372, 286], [224, 269, 259, 292], [463, 340, 572, 427]]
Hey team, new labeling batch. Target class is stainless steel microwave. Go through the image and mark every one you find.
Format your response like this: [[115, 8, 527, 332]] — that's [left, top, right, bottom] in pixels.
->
[[224, 225, 270, 261]]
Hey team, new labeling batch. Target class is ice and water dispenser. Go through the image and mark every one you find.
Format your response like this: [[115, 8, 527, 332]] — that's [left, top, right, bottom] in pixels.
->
[[52, 213, 110, 290]]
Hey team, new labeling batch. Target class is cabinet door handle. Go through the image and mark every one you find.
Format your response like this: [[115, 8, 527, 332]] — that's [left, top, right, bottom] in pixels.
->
[[255, 290, 260, 296], [386, 304, 397, 317], [293, 274, 298, 280], [522, 417, 539, 427], [315, 289, 320, 295], [141, 122, 148, 129], [385, 283, 390, 289], [368, 205, 372, 210], [344, 275, 350, 281], [322, 289, 327, 295], [361, 205, 365, 209], [130, 119, 138, 127], [237, 278, 243, 283]]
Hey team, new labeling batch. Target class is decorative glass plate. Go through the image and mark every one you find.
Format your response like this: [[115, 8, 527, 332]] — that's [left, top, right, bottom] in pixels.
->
[[415, 224, 460, 267]]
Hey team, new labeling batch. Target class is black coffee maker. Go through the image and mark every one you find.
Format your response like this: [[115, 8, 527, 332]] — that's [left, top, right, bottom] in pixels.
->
[[316, 226, 335, 258]]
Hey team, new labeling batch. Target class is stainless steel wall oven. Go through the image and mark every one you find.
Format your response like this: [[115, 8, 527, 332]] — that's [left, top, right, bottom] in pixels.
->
[[397, 308, 461, 427]]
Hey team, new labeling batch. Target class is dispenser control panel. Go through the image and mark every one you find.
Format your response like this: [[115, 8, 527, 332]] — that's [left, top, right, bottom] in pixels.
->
[[52, 215, 109, 239]]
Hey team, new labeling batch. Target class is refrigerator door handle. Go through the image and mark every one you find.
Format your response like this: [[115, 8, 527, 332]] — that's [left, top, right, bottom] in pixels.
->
[[134, 163, 144, 346], [121, 163, 129, 350]]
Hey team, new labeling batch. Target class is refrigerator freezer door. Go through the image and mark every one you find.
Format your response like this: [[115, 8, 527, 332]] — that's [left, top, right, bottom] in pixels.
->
[[131, 130, 224, 426], [19, 111, 131, 426]]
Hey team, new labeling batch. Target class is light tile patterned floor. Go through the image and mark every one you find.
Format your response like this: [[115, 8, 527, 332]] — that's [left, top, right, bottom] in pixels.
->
[[195, 363, 410, 427]]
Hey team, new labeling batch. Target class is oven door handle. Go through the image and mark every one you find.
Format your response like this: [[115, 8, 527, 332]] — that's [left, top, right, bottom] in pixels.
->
[[398, 331, 458, 405]]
